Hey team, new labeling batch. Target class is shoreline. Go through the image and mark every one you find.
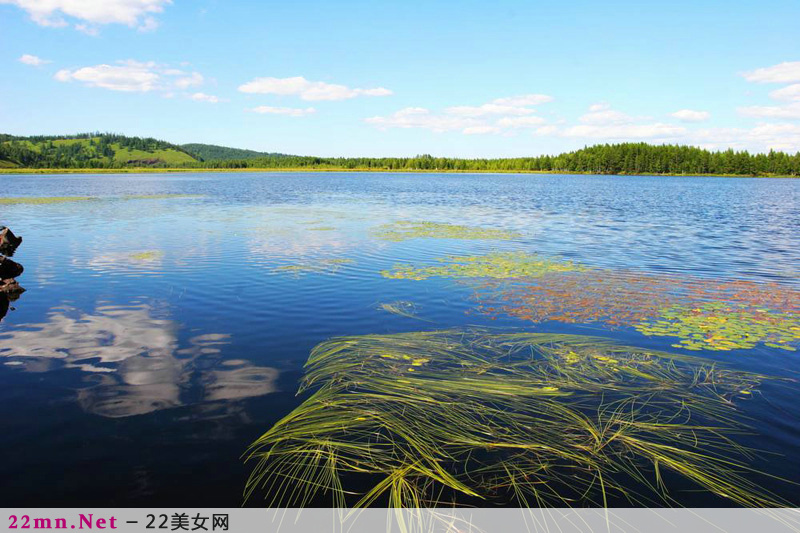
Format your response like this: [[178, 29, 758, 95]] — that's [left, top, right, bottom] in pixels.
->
[[0, 167, 797, 178]]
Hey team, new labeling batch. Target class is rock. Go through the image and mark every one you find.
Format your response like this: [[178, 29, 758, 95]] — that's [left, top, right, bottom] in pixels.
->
[[0, 226, 22, 255], [0, 256, 24, 280], [0, 293, 7, 322]]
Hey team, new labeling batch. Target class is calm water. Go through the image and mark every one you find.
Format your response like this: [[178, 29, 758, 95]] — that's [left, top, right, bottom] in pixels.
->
[[1, 172, 799, 507]]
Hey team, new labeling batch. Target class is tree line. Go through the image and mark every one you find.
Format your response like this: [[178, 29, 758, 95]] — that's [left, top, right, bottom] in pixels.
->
[[189, 143, 800, 176], [2, 134, 799, 176]]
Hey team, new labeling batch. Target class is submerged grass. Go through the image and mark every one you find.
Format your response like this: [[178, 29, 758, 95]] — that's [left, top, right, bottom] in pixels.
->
[[128, 251, 164, 262], [374, 221, 521, 242], [246, 330, 786, 509], [378, 301, 428, 321], [382, 251, 586, 281], [273, 258, 355, 277]]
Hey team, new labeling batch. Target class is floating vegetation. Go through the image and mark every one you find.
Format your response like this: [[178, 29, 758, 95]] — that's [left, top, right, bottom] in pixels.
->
[[0, 194, 199, 205], [382, 252, 585, 281], [0, 196, 95, 205], [119, 194, 201, 200], [246, 330, 783, 508], [307, 226, 337, 231], [273, 258, 354, 277], [474, 271, 800, 352], [378, 301, 427, 321], [128, 251, 164, 262], [374, 221, 521, 242], [636, 302, 800, 351]]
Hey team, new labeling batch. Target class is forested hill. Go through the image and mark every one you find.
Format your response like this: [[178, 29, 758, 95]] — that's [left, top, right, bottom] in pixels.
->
[[181, 143, 287, 161], [0, 133, 199, 169], [1, 134, 799, 176]]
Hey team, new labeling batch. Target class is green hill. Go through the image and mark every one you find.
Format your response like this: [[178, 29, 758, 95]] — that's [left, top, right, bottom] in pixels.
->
[[0, 133, 199, 168], [181, 143, 287, 161]]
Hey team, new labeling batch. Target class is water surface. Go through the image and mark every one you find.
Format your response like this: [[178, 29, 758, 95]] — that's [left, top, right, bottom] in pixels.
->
[[1, 172, 798, 506]]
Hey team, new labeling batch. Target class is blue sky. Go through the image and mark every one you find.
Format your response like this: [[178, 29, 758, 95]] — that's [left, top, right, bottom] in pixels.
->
[[1, 0, 800, 157]]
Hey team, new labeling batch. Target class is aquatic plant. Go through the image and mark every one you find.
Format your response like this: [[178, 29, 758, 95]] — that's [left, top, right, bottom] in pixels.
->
[[0, 196, 95, 205], [246, 330, 783, 509], [273, 258, 354, 276], [378, 301, 427, 321], [474, 271, 800, 352], [382, 252, 585, 281], [119, 194, 201, 200], [636, 302, 800, 351], [0, 194, 199, 205], [374, 221, 521, 242], [128, 251, 164, 262]]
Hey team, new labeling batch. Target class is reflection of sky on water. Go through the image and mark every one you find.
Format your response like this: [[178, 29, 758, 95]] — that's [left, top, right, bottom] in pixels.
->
[[0, 305, 279, 418]]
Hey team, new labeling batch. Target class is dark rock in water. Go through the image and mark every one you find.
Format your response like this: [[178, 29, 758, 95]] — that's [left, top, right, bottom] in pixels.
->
[[0, 226, 22, 256], [0, 293, 8, 322], [0, 278, 24, 297], [0, 256, 24, 280]]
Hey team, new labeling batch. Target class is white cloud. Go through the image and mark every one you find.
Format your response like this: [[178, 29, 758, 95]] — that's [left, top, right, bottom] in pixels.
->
[[545, 103, 687, 139], [238, 76, 392, 101], [742, 61, 800, 84], [174, 72, 204, 89], [189, 92, 220, 103], [671, 109, 711, 122], [54, 60, 205, 93], [18, 54, 50, 66], [579, 106, 633, 125], [54, 64, 160, 92], [249, 106, 316, 116], [562, 123, 687, 139], [497, 116, 547, 128], [0, 0, 171, 32], [366, 107, 478, 133], [463, 126, 502, 135], [491, 94, 554, 107], [738, 103, 800, 120], [769, 84, 800, 102], [688, 123, 800, 153], [534, 125, 559, 136], [740, 63, 800, 120], [445, 103, 535, 117], [366, 93, 554, 135]]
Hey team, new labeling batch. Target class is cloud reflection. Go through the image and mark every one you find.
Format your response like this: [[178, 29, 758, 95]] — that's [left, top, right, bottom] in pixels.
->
[[0, 305, 279, 418]]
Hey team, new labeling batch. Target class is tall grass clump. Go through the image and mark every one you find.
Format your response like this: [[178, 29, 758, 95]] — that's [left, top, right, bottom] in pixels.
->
[[246, 330, 786, 508]]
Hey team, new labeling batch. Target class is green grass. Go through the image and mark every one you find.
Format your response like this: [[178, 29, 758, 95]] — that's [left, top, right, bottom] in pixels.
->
[[111, 144, 196, 165], [246, 330, 785, 509]]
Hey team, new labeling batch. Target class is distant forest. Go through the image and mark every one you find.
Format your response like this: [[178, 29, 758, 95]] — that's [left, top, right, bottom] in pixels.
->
[[200, 144, 800, 176], [1, 133, 799, 176], [180, 143, 286, 161]]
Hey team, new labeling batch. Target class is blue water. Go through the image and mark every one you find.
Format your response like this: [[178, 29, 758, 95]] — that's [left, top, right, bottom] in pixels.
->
[[0, 172, 798, 506]]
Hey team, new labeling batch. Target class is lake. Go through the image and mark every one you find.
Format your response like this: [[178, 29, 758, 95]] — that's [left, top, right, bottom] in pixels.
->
[[1, 171, 799, 507]]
